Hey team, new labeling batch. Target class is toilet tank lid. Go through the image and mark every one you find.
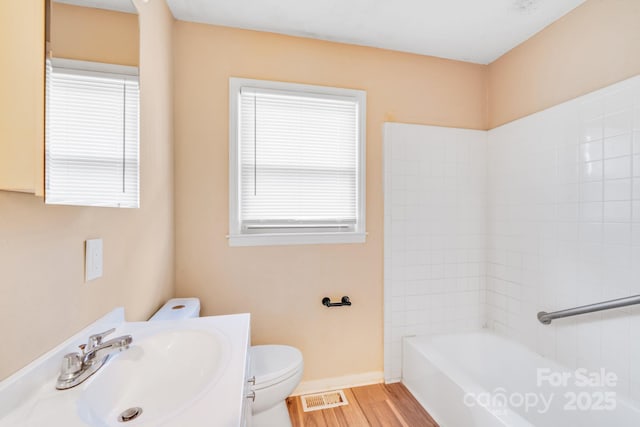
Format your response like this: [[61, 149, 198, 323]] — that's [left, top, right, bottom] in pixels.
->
[[148, 298, 201, 321], [251, 345, 303, 386]]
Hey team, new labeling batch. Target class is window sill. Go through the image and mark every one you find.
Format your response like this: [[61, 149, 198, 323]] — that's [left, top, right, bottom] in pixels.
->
[[228, 231, 367, 247]]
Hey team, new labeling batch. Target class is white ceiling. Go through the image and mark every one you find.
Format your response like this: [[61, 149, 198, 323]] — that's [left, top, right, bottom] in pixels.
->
[[166, 0, 586, 64], [54, 0, 137, 14], [55, 0, 588, 64]]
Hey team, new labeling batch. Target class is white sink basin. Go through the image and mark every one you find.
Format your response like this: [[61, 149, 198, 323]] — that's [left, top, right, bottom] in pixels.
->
[[0, 310, 251, 427], [79, 329, 229, 426]]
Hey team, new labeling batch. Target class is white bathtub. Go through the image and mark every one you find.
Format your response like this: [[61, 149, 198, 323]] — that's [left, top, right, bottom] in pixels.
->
[[402, 331, 640, 427]]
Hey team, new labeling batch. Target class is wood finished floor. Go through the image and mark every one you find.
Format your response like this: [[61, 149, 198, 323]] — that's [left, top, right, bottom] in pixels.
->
[[287, 383, 439, 427]]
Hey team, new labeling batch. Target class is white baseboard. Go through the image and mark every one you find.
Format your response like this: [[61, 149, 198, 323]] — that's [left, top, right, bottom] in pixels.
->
[[291, 371, 384, 396]]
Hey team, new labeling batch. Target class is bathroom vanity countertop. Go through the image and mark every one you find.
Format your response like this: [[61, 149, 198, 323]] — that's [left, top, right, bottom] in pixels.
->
[[0, 309, 251, 427]]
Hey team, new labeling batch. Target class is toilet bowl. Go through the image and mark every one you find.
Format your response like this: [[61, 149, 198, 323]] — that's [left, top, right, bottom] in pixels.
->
[[251, 345, 304, 427]]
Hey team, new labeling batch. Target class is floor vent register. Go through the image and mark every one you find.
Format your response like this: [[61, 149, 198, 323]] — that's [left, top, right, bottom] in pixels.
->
[[300, 390, 349, 412]]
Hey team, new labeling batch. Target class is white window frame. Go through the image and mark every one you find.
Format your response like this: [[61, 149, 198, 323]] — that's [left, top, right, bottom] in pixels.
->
[[228, 78, 366, 247]]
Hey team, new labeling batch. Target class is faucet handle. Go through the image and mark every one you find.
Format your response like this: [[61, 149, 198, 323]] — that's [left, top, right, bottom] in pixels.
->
[[60, 353, 82, 378], [87, 328, 116, 350]]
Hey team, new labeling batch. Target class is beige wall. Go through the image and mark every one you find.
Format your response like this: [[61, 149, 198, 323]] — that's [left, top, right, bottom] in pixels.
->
[[174, 0, 640, 384], [51, 3, 139, 66], [488, 0, 640, 128], [173, 22, 488, 382], [0, 0, 174, 380]]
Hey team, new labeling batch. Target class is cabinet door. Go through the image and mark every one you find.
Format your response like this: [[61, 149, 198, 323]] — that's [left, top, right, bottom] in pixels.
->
[[0, 0, 45, 194]]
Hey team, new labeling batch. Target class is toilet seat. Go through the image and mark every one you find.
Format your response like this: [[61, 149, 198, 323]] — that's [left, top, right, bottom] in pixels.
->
[[251, 345, 303, 390]]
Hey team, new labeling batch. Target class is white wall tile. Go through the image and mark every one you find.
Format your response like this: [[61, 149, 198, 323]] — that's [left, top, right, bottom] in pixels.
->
[[487, 75, 640, 402], [384, 76, 640, 400], [605, 133, 632, 159], [605, 156, 632, 179], [605, 111, 633, 138], [383, 123, 487, 382], [605, 179, 631, 201], [581, 141, 603, 162]]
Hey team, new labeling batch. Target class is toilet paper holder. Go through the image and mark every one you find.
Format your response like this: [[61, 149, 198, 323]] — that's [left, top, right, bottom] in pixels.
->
[[322, 296, 352, 307]]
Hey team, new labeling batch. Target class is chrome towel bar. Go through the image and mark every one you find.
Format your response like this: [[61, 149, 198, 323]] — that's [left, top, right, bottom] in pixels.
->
[[537, 294, 640, 325]]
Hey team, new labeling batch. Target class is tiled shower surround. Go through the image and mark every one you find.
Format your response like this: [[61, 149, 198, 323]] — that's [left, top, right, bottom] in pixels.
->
[[487, 76, 640, 399], [384, 123, 488, 381], [384, 75, 640, 397]]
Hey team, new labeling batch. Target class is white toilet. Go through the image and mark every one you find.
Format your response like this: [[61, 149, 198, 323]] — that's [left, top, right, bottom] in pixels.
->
[[150, 298, 304, 427], [250, 345, 303, 427]]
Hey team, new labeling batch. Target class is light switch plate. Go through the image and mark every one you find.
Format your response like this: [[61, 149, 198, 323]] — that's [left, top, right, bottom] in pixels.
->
[[85, 239, 103, 281]]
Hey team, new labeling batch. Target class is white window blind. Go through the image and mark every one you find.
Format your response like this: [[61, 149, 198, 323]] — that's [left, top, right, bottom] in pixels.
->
[[229, 78, 366, 246], [45, 58, 139, 208]]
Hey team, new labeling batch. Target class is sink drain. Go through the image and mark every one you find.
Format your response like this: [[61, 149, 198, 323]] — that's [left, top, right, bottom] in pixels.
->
[[118, 407, 143, 423]]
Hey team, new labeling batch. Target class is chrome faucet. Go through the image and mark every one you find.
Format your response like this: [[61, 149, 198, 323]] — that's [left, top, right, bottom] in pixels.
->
[[56, 328, 133, 390]]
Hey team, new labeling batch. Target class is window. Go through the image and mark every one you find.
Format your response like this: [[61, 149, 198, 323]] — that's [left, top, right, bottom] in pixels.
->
[[45, 58, 139, 208], [229, 78, 366, 246]]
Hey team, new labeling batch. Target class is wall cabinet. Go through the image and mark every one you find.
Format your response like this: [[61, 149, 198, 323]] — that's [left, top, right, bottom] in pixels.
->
[[0, 0, 45, 195]]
